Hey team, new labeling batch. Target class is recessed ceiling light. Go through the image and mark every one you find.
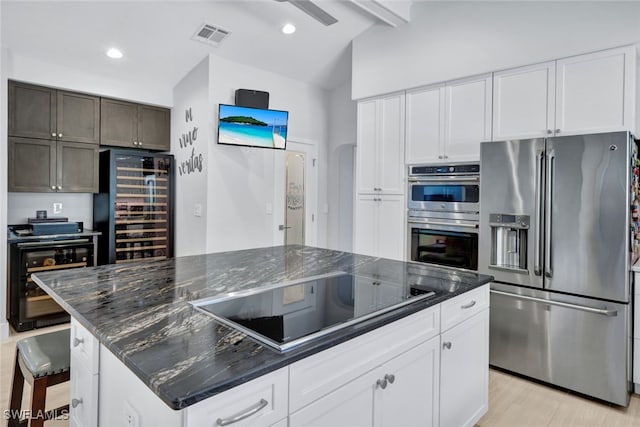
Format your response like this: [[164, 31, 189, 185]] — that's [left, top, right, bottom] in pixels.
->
[[282, 24, 296, 35], [106, 48, 123, 59]]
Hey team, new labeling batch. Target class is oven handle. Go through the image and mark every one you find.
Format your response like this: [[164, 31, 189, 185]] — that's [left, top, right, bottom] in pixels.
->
[[17, 239, 91, 247], [408, 176, 479, 183], [408, 220, 479, 234], [408, 219, 478, 229]]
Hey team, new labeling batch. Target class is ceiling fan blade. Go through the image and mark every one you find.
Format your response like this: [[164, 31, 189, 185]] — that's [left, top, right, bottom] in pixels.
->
[[288, 0, 338, 26]]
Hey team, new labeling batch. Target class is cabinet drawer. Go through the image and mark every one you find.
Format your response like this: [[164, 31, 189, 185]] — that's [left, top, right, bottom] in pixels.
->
[[186, 367, 288, 427], [441, 285, 489, 332], [70, 353, 99, 427], [70, 318, 99, 374], [289, 304, 440, 412]]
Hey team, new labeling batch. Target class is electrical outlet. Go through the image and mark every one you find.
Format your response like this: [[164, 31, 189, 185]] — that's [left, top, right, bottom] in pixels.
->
[[194, 203, 202, 217], [53, 203, 62, 214], [123, 400, 139, 427], [266, 203, 273, 215]]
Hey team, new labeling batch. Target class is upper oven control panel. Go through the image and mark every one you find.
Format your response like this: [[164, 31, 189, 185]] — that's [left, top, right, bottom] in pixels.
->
[[410, 164, 480, 176]]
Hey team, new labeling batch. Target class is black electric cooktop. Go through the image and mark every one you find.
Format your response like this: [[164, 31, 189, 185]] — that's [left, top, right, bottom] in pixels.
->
[[191, 271, 437, 352]]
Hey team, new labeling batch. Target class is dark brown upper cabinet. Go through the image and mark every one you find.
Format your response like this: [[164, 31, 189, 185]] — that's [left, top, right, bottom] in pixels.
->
[[101, 98, 171, 151], [8, 80, 100, 145], [8, 137, 98, 193]]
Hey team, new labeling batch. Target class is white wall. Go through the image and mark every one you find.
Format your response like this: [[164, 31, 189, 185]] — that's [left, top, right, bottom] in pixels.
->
[[352, 1, 640, 99], [207, 55, 329, 253], [7, 193, 93, 226], [327, 79, 356, 251], [171, 57, 209, 256]]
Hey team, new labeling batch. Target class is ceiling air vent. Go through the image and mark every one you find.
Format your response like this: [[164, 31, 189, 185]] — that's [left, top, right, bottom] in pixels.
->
[[192, 23, 231, 47]]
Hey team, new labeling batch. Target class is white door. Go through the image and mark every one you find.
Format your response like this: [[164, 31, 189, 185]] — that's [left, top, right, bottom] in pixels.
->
[[374, 337, 440, 427], [357, 99, 379, 194], [406, 84, 445, 164], [285, 151, 305, 245], [289, 372, 375, 427], [378, 93, 405, 194], [493, 62, 556, 140], [354, 195, 378, 257], [555, 46, 635, 136], [444, 74, 492, 162], [440, 309, 490, 427], [376, 195, 405, 261]]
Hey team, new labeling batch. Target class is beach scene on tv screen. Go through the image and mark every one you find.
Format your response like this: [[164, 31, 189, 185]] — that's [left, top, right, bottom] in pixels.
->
[[218, 105, 288, 149]]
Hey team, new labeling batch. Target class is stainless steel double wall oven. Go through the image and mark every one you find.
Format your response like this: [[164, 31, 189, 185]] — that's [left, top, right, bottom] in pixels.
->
[[407, 163, 480, 271]]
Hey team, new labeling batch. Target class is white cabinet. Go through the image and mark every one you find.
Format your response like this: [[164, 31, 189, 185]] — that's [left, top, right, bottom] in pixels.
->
[[493, 61, 556, 140], [493, 45, 636, 140], [69, 319, 100, 427], [440, 308, 489, 427], [290, 337, 440, 427], [406, 74, 492, 164], [356, 93, 405, 194], [354, 194, 404, 260], [634, 270, 640, 389]]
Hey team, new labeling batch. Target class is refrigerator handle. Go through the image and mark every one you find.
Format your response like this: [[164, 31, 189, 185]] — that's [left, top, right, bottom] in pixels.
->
[[490, 290, 618, 317], [545, 150, 555, 278], [534, 150, 545, 276]]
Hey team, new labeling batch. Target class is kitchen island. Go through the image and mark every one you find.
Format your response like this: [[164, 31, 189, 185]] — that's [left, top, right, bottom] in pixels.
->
[[32, 245, 492, 427]]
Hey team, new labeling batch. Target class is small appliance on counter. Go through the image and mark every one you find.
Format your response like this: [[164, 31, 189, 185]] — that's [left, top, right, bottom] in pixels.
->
[[7, 223, 100, 331]]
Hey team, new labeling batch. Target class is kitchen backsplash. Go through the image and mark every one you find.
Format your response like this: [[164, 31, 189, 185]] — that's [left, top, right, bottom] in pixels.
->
[[7, 193, 93, 227]]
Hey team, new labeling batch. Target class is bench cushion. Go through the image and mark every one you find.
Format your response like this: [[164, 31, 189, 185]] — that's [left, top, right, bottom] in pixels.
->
[[17, 329, 70, 378]]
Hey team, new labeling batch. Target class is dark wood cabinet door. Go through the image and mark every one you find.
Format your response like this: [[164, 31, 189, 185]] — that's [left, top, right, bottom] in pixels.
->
[[57, 91, 100, 144], [100, 98, 138, 148], [56, 142, 99, 193], [8, 137, 56, 192], [8, 81, 56, 140], [138, 105, 171, 151]]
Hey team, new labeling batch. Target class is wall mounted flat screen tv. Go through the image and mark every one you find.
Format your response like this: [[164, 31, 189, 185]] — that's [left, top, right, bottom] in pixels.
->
[[218, 104, 288, 150]]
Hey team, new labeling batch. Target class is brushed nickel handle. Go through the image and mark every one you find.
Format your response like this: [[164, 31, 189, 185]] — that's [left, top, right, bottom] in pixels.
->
[[51, 132, 57, 137], [443, 341, 452, 350], [384, 374, 395, 384], [51, 185, 56, 190], [546, 129, 552, 135], [461, 300, 476, 309], [138, 141, 142, 146], [216, 399, 268, 426], [376, 378, 388, 389], [133, 141, 138, 146], [555, 129, 560, 134], [57, 185, 62, 190], [490, 289, 618, 317], [444, 155, 448, 159], [58, 133, 63, 138], [73, 337, 84, 347], [71, 398, 83, 408], [438, 155, 443, 159], [278, 224, 292, 231], [534, 149, 545, 276], [545, 149, 555, 278]]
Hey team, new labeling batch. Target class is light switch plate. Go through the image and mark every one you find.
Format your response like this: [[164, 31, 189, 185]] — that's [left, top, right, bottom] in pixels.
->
[[194, 203, 202, 217], [266, 203, 273, 214], [53, 203, 62, 214]]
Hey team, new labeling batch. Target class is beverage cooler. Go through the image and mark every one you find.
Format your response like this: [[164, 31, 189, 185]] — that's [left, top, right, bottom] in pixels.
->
[[93, 149, 175, 265]]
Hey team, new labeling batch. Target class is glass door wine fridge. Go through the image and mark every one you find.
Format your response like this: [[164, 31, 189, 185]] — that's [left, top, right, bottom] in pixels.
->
[[94, 150, 175, 264], [8, 238, 95, 331]]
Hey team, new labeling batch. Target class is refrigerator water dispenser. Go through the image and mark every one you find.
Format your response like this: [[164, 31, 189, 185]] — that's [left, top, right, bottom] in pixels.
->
[[489, 214, 529, 272]]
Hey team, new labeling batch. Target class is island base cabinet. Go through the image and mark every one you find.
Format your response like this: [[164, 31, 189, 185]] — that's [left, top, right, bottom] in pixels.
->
[[290, 337, 440, 427], [69, 354, 98, 427], [440, 308, 489, 427]]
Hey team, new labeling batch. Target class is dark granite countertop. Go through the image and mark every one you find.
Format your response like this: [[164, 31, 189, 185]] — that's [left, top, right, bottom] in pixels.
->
[[32, 245, 492, 410]]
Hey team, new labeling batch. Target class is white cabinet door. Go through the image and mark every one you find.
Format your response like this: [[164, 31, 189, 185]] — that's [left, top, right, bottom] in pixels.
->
[[376, 195, 405, 261], [556, 46, 635, 136], [357, 99, 378, 193], [444, 74, 492, 162], [406, 85, 444, 164], [440, 308, 489, 427], [354, 195, 378, 257], [374, 337, 440, 427], [70, 354, 99, 427], [493, 62, 556, 140], [289, 371, 375, 427], [378, 93, 405, 194]]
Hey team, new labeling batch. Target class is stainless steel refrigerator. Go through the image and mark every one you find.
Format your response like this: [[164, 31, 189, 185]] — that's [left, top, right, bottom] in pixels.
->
[[479, 131, 635, 406]]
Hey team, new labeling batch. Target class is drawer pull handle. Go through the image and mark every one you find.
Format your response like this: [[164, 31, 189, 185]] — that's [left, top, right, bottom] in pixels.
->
[[216, 398, 268, 426], [443, 341, 452, 350], [376, 378, 388, 389], [73, 337, 84, 347], [71, 398, 83, 408], [461, 300, 476, 309], [384, 374, 395, 384]]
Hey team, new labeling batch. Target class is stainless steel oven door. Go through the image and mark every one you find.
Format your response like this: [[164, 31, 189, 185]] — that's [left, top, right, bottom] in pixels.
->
[[408, 218, 479, 271], [408, 176, 480, 212]]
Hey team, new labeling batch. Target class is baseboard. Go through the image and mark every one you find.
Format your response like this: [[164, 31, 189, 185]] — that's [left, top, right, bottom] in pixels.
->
[[635, 383, 640, 395], [0, 321, 9, 340]]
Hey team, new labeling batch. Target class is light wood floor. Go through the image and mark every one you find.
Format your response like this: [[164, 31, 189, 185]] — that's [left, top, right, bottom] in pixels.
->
[[1, 324, 69, 427], [2, 326, 640, 427]]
